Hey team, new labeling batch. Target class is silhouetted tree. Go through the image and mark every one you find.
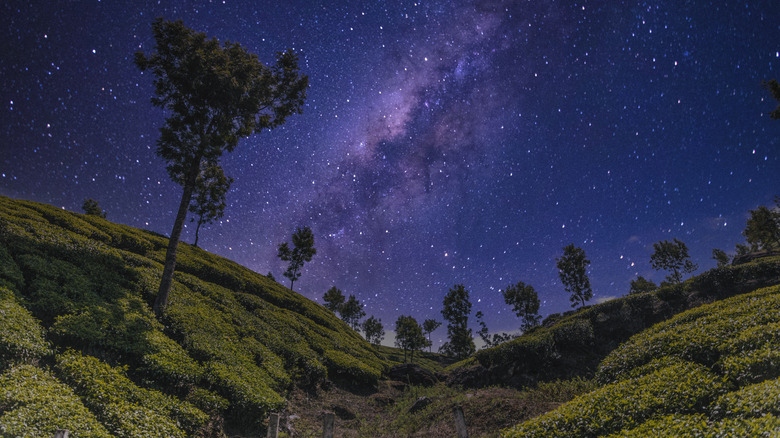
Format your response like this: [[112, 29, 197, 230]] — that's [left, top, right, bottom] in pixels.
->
[[475, 311, 490, 347], [556, 244, 593, 308], [362, 316, 384, 345], [339, 294, 365, 330], [136, 18, 307, 316], [440, 284, 475, 359], [82, 198, 106, 218], [712, 249, 731, 267], [266, 272, 275, 282], [189, 163, 232, 247], [277, 226, 317, 291], [322, 286, 345, 313], [650, 238, 698, 284], [743, 204, 780, 250], [502, 281, 541, 331], [763, 79, 780, 119], [629, 276, 657, 295], [394, 315, 429, 363], [422, 319, 441, 352]]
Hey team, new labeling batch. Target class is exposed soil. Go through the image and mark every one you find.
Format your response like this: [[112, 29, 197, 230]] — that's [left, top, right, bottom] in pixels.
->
[[275, 379, 568, 437]]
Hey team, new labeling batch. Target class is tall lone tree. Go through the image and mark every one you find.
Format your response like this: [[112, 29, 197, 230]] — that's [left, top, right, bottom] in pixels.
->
[[712, 248, 731, 267], [189, 163, 233, 247], [422, 319, 441, 352], [136, 18, 307, 316], [362, 316, 385, 345], [440, 284, 475, 359], [743, 204, 780, 251], [82, 198, 107, 218], [556, 244, 593, 308], [502, 281, 541, 331], [322, 286, 345, 313], [628, 276, 657, 295], [763, 79, 780, 120], [650, 238, 698, 284], [277, 226, 317, 291], [339, 294, 366, 330], [394, 315, 429, 364]]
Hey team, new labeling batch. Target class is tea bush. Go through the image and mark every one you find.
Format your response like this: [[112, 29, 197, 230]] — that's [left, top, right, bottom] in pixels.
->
[[0, 364, 111, 438], [0, 287, 49, 367], [55, 350, 208, 437], [610, 414, 780, 437], [502, 361, 724, 438], [712, 376, 780, 418]]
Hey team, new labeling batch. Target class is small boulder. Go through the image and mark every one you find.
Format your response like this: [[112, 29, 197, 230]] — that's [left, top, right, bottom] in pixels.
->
[[388, 363, 438, 387], [408, 396, 432, 414]]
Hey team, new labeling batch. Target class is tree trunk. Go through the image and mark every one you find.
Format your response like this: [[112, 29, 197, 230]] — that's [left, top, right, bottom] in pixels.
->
[[154, 157, 201, 318], [194, 216, 203, 247]]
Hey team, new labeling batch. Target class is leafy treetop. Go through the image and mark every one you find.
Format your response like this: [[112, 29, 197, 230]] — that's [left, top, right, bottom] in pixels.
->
[[556, 244, 593, 308], [502, 281, 541, 331], [82, 198, 107, 218], [135, 18, 307, 316], [650, 238, 698, 284], [277, 226, 317, 292]]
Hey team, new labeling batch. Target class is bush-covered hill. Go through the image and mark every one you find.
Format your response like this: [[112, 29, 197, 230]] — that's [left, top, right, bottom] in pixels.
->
[[0, 195, 387, 437], [451, 255, 780, 389], [502, 282, 780, 437]]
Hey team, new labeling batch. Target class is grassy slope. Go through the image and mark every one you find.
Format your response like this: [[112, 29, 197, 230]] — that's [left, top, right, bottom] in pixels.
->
[[0, 195, 387, 437], [503, 282, 780, 437], [462, 255, 780, 388]]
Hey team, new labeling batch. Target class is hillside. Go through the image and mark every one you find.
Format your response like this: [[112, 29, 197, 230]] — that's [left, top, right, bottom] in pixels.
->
[[0, 195, 386, 437], [502, 281, 780, 437], [450, 255, 780, 389], [3, 194, 780, 437]]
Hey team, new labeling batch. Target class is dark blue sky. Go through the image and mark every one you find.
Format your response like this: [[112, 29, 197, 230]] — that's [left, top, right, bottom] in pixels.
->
[[2, 0, 778, 347]]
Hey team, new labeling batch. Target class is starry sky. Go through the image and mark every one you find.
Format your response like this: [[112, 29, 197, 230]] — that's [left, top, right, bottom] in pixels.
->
[[2, 1, 779, 348]]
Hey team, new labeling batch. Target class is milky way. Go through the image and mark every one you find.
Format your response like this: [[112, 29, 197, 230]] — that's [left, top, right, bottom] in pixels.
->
[[2, 0, 778, 347]]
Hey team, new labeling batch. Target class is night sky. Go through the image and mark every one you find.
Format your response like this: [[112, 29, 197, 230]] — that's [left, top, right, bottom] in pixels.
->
[[2, 1, 778, 347]]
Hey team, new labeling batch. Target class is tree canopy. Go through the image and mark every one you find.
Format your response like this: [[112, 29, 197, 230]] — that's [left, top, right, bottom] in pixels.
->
[[763, 79, 780, 120], [394, 315, 429, 364], [81, 198, 106, 218], [440, 284, 475, 359], [629, 276, 657, 295], [650, 238, 698, 284], [712, 249, 731, 267], [339, 294, 365, 331], [188, 163, 232, 247], [502, 281, 541, 331], [135, 18, 307, 316], [422, 319, 441, 352], [362, 316, 384, 346], [277, 226, 317, 291], [322, 286, 345, 313], [743, 204, 780, 251], [556, 244, 593, 308]]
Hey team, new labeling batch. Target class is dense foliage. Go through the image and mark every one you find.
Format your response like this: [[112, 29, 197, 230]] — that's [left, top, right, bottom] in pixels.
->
[[470, 254, 780, 388], [556, 244, 592, 307], [502, 283, 780, 437], [0, 195, 385, 436]]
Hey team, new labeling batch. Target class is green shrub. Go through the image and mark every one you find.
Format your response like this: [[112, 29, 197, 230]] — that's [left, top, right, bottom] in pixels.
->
[[55, 350, 208, 437], [205, 360, 285, 421], [0, 364, 111, 438], [0, 244, 24, 291], [502, 361, 724, 438], [609, 414, 780, 438], [720, 344, 780, 385], [186, 386, 230, 415], [323, 349, 382, 385], [0, 288, 50, 367], [712, 377, 780, 418], [597, 285, 780, 384]]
